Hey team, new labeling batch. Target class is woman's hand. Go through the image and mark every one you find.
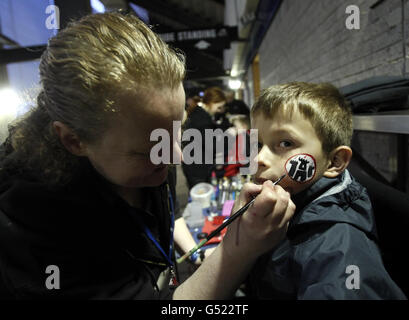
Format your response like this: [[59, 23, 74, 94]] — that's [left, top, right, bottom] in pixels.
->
[[223, 181, 295, 260], [174, 182, 295, 300]]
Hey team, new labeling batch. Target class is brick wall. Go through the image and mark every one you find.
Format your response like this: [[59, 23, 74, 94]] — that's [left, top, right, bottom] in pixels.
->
[[258, 0, 407, 88]]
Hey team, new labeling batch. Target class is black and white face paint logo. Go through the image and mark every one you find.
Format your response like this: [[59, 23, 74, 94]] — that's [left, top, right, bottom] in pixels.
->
[[285, 154, 316, 183]]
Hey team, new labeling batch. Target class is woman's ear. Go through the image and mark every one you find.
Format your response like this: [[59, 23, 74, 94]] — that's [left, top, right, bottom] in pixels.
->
[[53, 121, 87, 156], [323, 146, 353, 178]]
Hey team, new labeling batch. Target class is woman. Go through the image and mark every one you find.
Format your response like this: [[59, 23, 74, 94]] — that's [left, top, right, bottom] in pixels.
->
[[185, 94, 201, 116], [0, 13, 294, 299], [182, 87, 231, 188]]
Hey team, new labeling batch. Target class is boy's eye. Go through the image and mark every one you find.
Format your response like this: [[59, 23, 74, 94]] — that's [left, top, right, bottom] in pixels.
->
[[279, 141, 292, 148]]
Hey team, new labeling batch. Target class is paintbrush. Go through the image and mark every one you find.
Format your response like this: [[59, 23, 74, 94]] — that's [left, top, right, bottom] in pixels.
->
[[176, 174, 286, 264]]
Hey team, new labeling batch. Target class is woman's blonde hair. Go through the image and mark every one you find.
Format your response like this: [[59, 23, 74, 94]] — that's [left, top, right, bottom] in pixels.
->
[[0, 13, 185, 185]]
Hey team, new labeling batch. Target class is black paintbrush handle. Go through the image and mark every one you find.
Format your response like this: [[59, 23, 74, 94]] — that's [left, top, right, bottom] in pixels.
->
[[205, 174, 286, 242], [205, 197, 256, 241]]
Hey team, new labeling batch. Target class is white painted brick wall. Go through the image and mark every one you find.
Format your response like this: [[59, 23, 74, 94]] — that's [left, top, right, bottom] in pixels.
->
[[258, 0, 407, 89]]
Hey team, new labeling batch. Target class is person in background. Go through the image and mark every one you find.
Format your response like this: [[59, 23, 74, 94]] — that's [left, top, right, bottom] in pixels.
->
[[177, 92, 237, 266], [209, 89, 231, 133], [174, 111, 215, 266], [225, 90, 250, 116], [185, 94, 201, 117], [182, 87, 231, 189], [223, 115, 251, 178]]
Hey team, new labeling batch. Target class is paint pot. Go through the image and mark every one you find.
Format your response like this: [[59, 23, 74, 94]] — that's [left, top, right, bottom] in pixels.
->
[[190, 183, 214, 208], [183, 201, 205, 228]]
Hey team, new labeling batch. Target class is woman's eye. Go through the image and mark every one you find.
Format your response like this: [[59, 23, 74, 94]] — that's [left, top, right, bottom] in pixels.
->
[[279, 141, 292, 148]]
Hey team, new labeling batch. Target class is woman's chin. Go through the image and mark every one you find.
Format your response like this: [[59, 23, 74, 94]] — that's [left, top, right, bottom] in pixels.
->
[[140, 166, 169, 187], [115, 168, 168, 188]]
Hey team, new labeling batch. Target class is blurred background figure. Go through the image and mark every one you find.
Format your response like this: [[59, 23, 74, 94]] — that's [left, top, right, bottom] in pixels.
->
[[185, 94, 201, 117], [223, 114, 251, 177], [225, 90, 250, 116], [182, 86, 231, 189], [203, 87, 231, 132]]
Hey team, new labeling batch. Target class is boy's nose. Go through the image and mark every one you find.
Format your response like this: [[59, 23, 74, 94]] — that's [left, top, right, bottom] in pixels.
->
[[257, 145, 270, 168]]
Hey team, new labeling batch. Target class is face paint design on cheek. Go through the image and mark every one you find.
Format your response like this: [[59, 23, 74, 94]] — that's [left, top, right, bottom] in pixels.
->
[[285, 153, 316, 183]]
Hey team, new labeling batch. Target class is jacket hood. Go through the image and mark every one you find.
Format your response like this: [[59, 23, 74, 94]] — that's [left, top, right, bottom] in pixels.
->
[[289, 170, 378, 240]]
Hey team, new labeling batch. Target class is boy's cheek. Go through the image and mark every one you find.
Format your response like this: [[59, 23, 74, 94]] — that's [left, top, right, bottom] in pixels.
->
[[285, 153, 316, 182], [279, 177, 313, 195], [280, 153, 319, 195]]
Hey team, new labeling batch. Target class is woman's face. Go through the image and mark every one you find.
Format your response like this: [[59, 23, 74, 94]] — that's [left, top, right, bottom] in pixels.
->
[[207, 101, 226, 115], [84, 84, 185, 188]]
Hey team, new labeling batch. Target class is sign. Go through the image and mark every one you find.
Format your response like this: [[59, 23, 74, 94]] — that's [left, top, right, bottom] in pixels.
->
[[194, 40, 211, 50], [158, 26, 238, 51]]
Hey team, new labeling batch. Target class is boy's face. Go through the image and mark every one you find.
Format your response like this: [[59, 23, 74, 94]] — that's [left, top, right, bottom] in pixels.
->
[[252, 110, 331, 195], [85, 83, 185, 188]]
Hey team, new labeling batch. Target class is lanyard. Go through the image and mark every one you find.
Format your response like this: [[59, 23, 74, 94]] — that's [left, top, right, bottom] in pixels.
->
[[142, 185, 175, 267]]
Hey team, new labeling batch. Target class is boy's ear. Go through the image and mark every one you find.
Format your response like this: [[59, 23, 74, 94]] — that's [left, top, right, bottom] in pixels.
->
[[323, 146, 353, 178], [53, 121, 88, 156]]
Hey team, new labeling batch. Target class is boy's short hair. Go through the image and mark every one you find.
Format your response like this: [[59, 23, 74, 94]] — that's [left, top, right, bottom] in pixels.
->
[[251, 82, 353, 155]]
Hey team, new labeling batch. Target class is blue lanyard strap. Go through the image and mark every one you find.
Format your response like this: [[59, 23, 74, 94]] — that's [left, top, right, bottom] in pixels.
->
[[142, 185, 175, 267]]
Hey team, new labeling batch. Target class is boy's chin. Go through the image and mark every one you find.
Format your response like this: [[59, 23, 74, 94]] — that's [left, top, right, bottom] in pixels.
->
[[283, 186, 294, 194], [255, 175, 311, 196], [284, 179, 317, 195], [253, 174, 316, 196], [270, 175, 311, 196]]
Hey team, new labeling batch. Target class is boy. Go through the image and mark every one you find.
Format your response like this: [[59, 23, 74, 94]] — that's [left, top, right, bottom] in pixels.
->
[[247, 82, 406, 299]]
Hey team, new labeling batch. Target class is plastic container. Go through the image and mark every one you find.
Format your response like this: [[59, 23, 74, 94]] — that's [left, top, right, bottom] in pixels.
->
[[183, 201, 205, 228], [190, 183, 214, 209]]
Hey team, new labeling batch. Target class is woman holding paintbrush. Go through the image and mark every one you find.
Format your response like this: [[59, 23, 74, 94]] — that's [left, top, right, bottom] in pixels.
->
[[0, 13, 295, 299]]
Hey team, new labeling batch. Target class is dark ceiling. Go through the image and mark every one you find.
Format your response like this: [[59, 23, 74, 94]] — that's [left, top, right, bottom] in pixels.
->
[[127, 0, 228, 89], [0, 0, 230, 90]]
